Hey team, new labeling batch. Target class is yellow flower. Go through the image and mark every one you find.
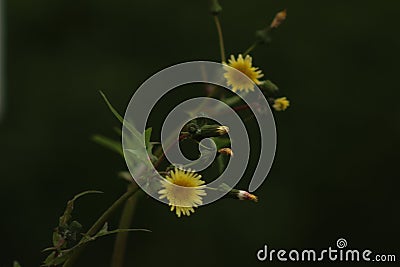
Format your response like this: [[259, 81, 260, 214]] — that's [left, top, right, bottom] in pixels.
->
[[158, 168, 206, 217], [273, 97, 290, 111], [223, 54, 264, 92]]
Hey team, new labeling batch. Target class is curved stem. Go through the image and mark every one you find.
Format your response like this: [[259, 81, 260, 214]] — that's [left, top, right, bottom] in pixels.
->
[[110, 184, 139, 267], [213, 15, 226, 62], [244, 42, 258, 56], [108, 131, 183, 267]]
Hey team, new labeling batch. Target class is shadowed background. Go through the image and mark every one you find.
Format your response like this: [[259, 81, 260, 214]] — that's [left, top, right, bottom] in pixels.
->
[[1, 0, 399, 266]]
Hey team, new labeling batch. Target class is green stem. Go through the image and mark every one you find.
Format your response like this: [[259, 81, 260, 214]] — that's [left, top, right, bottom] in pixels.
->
[[243, 42, 258, 56], [62, 186, 140, 267], [110, 184, 139, 267], [213, 15, 226, 62], [110, 136, 171, 267]]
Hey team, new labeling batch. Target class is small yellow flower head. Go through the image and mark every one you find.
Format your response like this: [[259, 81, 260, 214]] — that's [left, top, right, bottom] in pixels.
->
[[223, 54, 264, 92], [273, 97, 290, 111], [237, 190, 258, 202], [158, 168, 206, 217]]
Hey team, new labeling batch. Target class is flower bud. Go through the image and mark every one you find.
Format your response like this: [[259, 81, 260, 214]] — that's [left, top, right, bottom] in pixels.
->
[[218, 148, 234, 156], [216, 126, 229, 135], [260, 80, 279, 94], [210, 0, 222, 15], [195, 124, 229, 139], [270, 9, 287, 29], [237, 190, 258, 202], [224, 188, 259, 202]]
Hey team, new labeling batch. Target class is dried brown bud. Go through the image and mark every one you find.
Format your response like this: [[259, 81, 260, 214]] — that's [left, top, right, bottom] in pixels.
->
[[270, 9, 287, 29], [218, 148, 234, 157], [216, 126, 229, 135]]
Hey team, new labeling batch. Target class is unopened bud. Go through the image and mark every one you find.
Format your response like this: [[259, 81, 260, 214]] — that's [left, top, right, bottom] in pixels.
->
[[220, 186, 259, 202], [218, 148, 234, 156], [237, 190, 258, 202], [210, 0, 222, 15], [260, 80, 279, 94], [190, 124, 230, 140], [216, 126, 229, 135], [202, 125, 229, 136], [270, 9, 287, 29]]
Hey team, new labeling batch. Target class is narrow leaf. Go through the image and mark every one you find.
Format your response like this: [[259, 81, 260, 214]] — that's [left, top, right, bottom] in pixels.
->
[[52, 231, 64, 248], [69, 226, 150, 250], [42, 251, 70, 266], [144, 127, 152, 152], [99, 91, 123, 124], [92, 134, 123, 156], [96, 228, 151, 238], [59, 190, 103, 227], [43, 252, 56, 266]]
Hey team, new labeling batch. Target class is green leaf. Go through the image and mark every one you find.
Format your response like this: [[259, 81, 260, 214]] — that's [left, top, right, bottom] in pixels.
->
[[92, 224, 150, 239], [51, 253, 70, 266], [144, 128, 152, 152], [99, 91, 151, 149], [73, 224, 150, 250], [43, 252, 56, 266], [13, 261, 21, 267], [92, 134, 123, 156], [99, 91, 141, 140], [97, 228, 151, 237], [69, 221, 83, 233], [144, 127, 158, 162], [43, 251, 71, 266], [59, 190, 103, 228], [52, 231, 63, 248], [124, 149, 144, 159], [42, 247, 57, 253], [99, 91, 158, 163], [99, 91, 123, 124]]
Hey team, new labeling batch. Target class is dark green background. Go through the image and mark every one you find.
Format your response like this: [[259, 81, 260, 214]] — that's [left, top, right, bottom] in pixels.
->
[[1, 0, 399, 266]]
